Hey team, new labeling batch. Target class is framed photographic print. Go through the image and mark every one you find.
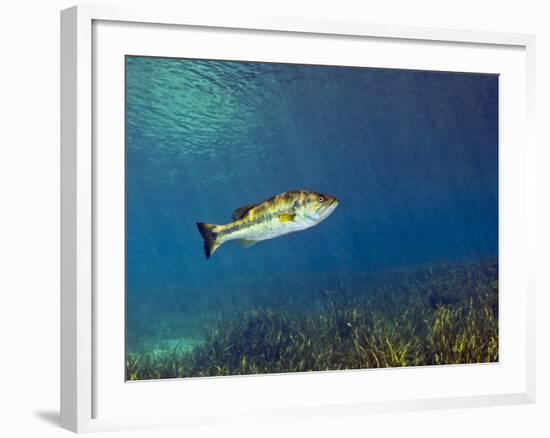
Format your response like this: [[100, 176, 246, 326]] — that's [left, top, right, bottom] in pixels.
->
[[61, 5, 536, 433]]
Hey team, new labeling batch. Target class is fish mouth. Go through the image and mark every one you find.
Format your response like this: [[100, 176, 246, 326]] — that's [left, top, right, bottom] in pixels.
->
[[319, 197, 339, 216]]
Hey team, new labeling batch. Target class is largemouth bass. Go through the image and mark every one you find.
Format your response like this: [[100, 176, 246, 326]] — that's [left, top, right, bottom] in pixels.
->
[[196, 190, 339, 259]]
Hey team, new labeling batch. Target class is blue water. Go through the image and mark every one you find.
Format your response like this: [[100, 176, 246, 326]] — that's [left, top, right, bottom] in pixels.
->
[[125, 56, 498, 353]]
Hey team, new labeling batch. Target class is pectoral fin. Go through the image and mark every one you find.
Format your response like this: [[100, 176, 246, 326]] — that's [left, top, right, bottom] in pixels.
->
[[239, 239, 258, 248], [278, 213, 296, 223]]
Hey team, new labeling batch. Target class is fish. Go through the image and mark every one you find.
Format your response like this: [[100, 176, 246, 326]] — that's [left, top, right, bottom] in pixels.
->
[[196, 190, 339, 259]]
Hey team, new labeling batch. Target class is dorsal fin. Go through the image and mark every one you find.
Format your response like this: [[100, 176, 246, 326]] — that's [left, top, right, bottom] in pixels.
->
[[232, 204, 256, 221]]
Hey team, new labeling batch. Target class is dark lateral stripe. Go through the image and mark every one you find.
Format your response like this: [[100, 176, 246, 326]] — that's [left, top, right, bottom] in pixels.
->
[[218, 214, 272, 237]]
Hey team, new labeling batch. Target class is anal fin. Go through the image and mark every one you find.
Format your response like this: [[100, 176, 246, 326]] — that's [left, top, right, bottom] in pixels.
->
[[239, 239, 258, 248]]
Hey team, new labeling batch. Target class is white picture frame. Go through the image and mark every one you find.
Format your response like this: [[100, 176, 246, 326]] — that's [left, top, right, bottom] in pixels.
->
[[60, 4, 536, 433]]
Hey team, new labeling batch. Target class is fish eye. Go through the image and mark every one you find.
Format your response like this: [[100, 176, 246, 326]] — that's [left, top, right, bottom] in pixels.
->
[[318, 196, 325, 202]]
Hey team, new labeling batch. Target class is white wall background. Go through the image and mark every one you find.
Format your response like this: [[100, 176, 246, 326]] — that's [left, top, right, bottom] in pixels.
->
[[0, 0, 547, 436]]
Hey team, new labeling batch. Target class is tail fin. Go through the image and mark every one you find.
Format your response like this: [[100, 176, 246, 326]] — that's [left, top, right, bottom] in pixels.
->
[[196, 223, 222, 259]]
